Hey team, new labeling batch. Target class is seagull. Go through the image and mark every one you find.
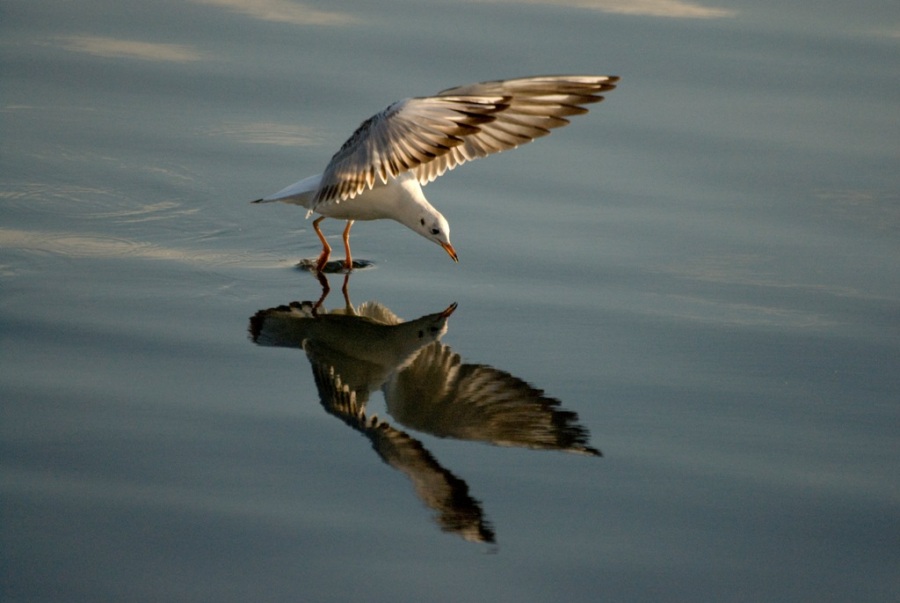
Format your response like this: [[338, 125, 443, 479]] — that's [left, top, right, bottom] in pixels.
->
[[252, 75, 619, 271]]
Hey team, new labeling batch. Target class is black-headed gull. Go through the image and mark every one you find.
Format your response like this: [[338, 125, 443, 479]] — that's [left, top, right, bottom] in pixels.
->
[[252, 75, 619, 271]]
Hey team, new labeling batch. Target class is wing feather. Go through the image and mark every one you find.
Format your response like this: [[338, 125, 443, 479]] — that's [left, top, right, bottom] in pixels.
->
[[313, 75, 618, 205]]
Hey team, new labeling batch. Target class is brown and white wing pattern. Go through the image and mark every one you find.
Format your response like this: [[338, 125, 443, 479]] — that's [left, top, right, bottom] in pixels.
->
[[313, 75, 618, 206], [415, 75, 618, 185], [313, 95, 508, 205]]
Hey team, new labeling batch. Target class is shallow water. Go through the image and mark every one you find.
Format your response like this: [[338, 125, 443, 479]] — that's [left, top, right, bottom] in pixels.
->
[[2, 1, 899, 601]]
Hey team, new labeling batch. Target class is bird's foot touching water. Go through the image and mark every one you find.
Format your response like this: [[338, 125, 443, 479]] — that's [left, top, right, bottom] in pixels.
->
[[296, 257, 375, 274]]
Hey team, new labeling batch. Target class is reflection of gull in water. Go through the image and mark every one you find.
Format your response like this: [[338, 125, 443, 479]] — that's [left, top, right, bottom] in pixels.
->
[[251, 299, 456, 405], [249, 290, 600, 543], [252, 75, 619, 271]]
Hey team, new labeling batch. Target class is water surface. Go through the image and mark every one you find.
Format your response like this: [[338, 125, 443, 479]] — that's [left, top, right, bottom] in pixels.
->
[[2, 1, 899, 601]]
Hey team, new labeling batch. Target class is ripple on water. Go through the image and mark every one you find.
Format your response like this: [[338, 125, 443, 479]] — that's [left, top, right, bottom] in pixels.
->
[[0, 227, 288, 272], [1, 180, 293, 273], [0, 182, 200, 225]]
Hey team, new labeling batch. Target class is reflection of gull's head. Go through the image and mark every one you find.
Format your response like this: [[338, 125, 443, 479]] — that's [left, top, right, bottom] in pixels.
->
[[250, 300, 456, 400]]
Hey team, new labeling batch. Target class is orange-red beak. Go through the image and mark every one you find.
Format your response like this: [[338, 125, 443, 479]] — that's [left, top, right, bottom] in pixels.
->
[[441, 242, 459, 263]]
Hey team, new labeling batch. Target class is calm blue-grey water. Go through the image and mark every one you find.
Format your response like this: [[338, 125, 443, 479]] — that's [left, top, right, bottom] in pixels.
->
[[2, 1, 899, 601]]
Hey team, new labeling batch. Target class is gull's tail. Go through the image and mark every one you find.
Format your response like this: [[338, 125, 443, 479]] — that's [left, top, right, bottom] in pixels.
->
[[250, 173, 322, 216]]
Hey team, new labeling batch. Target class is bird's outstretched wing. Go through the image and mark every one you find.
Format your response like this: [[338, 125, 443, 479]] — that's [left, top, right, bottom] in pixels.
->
[[314, 75, 619, 206]]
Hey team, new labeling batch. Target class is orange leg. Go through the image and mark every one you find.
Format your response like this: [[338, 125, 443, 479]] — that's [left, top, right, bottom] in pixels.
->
[[342, 220, 355, 271], [313, 216, 331, 272]]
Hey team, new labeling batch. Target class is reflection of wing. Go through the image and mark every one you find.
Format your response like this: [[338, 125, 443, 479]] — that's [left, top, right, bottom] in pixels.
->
[[384, 343, 600, 456], [313, 364, 494, 544], [249, 301, 315, 347]]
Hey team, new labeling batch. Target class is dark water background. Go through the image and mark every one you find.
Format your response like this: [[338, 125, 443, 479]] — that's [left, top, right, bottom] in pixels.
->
[[2, 1, 899, 601]]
